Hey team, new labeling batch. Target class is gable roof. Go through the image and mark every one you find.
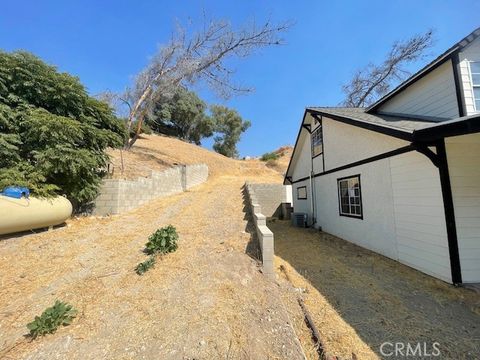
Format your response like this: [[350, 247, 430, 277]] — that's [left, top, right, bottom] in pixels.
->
[[309, 107, 434, 139], [367, 27, 480, 113], [284, 107, 480, 184]]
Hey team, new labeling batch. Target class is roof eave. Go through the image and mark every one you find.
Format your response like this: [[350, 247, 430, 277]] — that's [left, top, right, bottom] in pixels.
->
[[283, 109, 310, 185], [413, 114, 480, 142], [366, 49, 458, 113], [366, 27, 480, 113], [307, 108, 414, 141]]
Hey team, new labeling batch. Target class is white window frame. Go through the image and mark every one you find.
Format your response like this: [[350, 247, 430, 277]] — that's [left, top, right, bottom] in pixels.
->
[[311, 125, 323, 158], [337, 175, 363, 219], [469, 61, 480, 112]]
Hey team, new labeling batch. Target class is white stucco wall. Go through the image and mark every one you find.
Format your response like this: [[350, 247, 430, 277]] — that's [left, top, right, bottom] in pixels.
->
[[322, 117, 407, 169], [377, 60, 459, 119], [292, 180, 311, 217], [458, 37, 480, 115], [312, 119, 403, 259], [446, 133, 480, 283], [289, 117, 454, 283], [314, 159, 398, 260], [290, 132, 312, 181]]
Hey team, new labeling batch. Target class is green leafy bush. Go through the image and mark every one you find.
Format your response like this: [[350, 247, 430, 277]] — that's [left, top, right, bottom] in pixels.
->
[[145, 225, 178, 255], [0, 51, 126, 209], [26, 300, 77, 339], [260, 152, 280, 161], [135, 256, 156, 275]]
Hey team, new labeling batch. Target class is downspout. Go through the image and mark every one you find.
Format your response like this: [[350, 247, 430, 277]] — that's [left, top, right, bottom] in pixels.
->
[[309, 170, 315, 226], [309, 117, 317, 227]]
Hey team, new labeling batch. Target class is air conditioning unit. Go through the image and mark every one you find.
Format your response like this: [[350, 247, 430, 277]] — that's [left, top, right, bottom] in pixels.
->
[[292, 212, 308, 228]]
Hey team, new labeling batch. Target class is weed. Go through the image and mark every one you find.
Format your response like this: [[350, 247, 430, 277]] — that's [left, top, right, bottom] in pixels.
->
[[145, 225, 178, 255], [26, 300, 77, 339], [135, 256, 156, 275]]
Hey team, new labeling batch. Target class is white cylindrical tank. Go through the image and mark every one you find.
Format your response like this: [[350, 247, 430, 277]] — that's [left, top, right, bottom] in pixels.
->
[[0, 196, 73, 235]]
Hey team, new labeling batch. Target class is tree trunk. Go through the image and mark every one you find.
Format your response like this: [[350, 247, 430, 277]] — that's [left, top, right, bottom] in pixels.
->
[[126, 111, 146, 149]]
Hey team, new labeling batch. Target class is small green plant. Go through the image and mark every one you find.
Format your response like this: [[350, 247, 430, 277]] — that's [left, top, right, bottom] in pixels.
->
[[26, 300, 77, 339], [135, 256, 156, 275], [145, 225, 179, 255], [260, 152, 280, 161]]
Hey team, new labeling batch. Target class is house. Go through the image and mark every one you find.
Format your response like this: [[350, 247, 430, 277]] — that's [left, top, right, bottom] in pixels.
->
[[284, 28, 480, 285]]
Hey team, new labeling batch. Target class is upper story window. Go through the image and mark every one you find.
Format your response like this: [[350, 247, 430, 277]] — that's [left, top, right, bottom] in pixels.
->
[[337, 175, 363, 219], [470, 61, 480, 111], [311, 125, 323, 158]]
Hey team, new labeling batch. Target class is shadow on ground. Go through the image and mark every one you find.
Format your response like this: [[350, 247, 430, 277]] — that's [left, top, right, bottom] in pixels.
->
[[241, 184, 261, 262], [269, 220, 480, 359]]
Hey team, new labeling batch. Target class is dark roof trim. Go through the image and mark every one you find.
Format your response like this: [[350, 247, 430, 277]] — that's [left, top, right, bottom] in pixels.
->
[[291, 145, 415, 184], [436, 139, 462, 284], [413, 114, 480, 142], [308, 108, 413, 141], [451, 52, 466, 117], [283, 110, 310, 185], [284, 111, 480, 185], [374, 111, 445, 123], [367, 27, 480, 113]]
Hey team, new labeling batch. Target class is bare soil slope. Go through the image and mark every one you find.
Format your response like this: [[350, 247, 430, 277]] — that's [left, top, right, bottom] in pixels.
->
[[263, 146, 293, 175], [0, 137, 401, 360], [107, 134, 273, 179]]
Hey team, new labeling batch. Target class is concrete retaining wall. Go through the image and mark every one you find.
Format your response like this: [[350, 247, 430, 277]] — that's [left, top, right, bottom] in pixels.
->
[[248, 183, 292, 219], [248, 183, 286, 217], [94, 164, 208, 215], [245, 182, 275, 278]]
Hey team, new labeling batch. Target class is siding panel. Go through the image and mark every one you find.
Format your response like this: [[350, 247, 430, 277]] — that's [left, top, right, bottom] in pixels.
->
[[446, 134, 480, 282], [389, 152, 451, 282], [378, 60, 459, 119], [458, 37, 480, 115]]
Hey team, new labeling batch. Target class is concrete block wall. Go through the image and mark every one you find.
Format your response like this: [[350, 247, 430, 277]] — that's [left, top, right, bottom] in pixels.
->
[[249, 183, 291, 218], [94, 164, 208, 215], [185, 164, 209, 189], [245, 182, 275, 278]]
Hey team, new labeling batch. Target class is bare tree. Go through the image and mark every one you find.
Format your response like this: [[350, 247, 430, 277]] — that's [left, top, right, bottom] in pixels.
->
[[341, 30, 434, 108], [124, 17, 291, 149], [96, 91, 132, 119]]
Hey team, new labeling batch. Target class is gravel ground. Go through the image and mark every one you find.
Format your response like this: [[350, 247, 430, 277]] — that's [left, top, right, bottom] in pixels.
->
[[0, 172, 306, 360], [271, 220, 480, 360]]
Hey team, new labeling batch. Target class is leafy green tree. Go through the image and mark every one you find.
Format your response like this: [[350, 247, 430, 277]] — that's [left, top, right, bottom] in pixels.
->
[[145, 87, 214, 145], [210, 105, 250, 158], [0, 51, 125, 208]]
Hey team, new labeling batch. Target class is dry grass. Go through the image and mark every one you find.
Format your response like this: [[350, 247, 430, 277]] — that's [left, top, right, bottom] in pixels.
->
[[107, 134, 275, 180], [0, 137, 308, 359], [0, 174, 307, 359], [4, 135, 473, 359], [262, 146, 293, 175], [270, 220, 480, 359]]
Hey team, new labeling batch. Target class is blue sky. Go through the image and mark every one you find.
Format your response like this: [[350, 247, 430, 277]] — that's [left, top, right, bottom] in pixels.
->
[[1, 1, 479, 157]]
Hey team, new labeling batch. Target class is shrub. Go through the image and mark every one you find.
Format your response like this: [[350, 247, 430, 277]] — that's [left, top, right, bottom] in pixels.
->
[[0, 51, 126, 209], [26, 300, 77, 339], [135, 256, 156, 275], [260, 152, 279, 161], [145, 225, 178, 255]]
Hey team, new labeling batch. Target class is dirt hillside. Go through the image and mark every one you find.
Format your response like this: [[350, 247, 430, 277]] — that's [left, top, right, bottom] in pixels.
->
[[107, 134, 276, 180], [261, 146, 293, 175]]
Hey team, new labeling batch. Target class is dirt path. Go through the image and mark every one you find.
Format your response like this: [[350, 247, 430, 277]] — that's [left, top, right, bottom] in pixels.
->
[[270, 220, 480, 359], [0, 175, 305, 360]]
